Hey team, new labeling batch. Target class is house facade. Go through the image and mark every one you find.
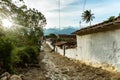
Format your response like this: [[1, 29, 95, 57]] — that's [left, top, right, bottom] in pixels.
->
[[73, 17, 120, 72]]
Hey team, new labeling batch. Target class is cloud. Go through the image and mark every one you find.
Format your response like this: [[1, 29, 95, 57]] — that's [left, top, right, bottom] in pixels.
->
[[24, 0, 120, 29], [86, 0, 120, 24]]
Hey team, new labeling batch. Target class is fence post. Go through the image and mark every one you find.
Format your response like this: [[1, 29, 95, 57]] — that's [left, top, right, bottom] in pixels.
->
[[63, 45, 66, 56]]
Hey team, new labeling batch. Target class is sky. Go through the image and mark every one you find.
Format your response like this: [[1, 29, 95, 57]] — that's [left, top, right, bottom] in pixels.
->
[[24, 0, 120, 29]]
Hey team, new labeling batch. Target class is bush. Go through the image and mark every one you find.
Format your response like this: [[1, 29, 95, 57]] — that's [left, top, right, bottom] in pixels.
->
[[15, 46, 39, 67], [0, 36, 40, 72], [12, 47, 27, 67], [108, 16, 115, 21], [0, 37, 14, 73], [31, 46, 39, 55], [11, 47, 21, 65], [23, 46, 39, 63]]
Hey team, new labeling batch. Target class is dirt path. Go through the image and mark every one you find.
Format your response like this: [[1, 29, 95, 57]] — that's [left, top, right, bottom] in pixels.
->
[[23, 43, 120, 80]]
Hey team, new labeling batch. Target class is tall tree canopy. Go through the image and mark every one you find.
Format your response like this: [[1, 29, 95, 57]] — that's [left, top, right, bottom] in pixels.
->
[[0, 0, 47, 45]]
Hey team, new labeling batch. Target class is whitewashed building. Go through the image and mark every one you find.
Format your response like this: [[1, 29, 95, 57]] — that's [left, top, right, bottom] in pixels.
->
[[73, 17, 120, 72]]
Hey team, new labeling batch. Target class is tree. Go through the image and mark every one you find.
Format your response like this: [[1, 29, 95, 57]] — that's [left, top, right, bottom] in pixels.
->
[[0, 0, 46, 45], [0, 0, 46, 73], [81, 10, 95, 26], [48, 33, 57, 38]]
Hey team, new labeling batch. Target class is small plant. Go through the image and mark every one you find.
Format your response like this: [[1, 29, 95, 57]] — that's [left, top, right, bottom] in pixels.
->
[[118, 13, 120, 18], [108, 16, 115, 21]]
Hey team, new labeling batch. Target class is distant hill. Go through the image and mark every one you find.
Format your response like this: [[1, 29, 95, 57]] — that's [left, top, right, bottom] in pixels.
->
[[44, 27, 79, 35]]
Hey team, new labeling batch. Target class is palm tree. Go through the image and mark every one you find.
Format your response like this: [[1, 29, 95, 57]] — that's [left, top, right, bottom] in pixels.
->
[[81, 10, 95, 26]]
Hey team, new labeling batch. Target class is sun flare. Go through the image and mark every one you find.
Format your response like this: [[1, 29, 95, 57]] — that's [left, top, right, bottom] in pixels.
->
[[2, 19, 12, 28]]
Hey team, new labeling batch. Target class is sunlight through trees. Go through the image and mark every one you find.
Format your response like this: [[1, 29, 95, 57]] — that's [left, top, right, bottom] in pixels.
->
[[0, 0, 46, 73]]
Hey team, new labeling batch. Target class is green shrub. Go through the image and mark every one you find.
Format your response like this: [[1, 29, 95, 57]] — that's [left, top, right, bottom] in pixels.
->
[[0, 36, 40, 71], [118, 13, 120, 18], [15, 47, 30, 67], [15, 46, 39, 67], [24, 46, 39, 64], [0, 37, 13, 72], [31, 46, 39, 55], [11, 47, 23, 66], [108, 16, 115, 21], [9, 47, 28, 67]]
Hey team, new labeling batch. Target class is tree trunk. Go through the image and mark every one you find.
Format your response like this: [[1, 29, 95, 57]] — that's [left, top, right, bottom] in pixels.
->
[[90, 20, 91, 26]]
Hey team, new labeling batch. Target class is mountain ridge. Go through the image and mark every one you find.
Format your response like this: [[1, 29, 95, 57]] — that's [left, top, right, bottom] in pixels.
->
[[44, 27, 79, 35]]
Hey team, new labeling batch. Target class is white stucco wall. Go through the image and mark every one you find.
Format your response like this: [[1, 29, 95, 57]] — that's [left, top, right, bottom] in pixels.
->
[[76, 29, 120, 72], [46, 41, 54, 49], [55, 46, 77, 59], [65, 48, 77, 59], [55, 46, 64, 55]]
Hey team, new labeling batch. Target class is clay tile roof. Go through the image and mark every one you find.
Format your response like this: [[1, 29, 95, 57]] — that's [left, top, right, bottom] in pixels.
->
[[58, 34, 76, 39], [73, 17, 120, 36], [54, 41, 67, 46]]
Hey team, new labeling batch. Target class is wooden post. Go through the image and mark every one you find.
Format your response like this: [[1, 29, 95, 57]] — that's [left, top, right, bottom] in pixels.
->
[[63, 45, 66, 56]]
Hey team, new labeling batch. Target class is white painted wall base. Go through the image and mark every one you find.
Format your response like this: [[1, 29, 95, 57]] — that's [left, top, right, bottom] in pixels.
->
[[46, 41, 77, 59], [46, 41, 54, 49], [55, 46, 77, 59], [76, 29, 120, 72]]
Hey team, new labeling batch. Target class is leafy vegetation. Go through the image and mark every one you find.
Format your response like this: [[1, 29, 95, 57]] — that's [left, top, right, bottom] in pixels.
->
[[0, 37, 14, 73], [0, 0, 46, 74], [45, 33, 57, 39], [118, 13, 120, 18], [81, 10, 95, 26], [15, 46, 39, 67], [108, 16, 115, 21]]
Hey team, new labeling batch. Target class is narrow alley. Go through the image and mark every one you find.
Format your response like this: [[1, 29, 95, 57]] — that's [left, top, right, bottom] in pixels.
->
[[23, 43, 119, 80]]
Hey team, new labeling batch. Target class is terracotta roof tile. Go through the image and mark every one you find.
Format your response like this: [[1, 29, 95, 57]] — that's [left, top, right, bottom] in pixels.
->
[[73, 17, 120, 35], [54, 41, 67, 46]]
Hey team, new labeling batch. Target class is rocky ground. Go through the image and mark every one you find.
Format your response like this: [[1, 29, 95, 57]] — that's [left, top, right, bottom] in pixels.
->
[[19, 43, 120, 80]]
